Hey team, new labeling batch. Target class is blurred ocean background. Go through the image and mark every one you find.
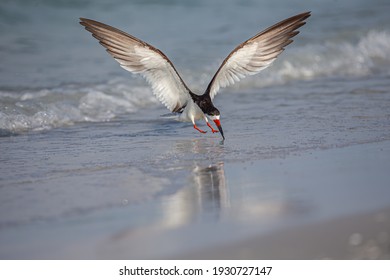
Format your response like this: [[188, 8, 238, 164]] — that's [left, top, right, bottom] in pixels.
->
[[1, 0, 390, 259], [1, 0, 389, 133]]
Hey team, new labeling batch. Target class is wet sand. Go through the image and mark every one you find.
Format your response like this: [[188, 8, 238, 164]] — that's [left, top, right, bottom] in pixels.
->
[[0, 138, 384, 259], [89, 140, 390, 260], [179, 207, 390, 259]]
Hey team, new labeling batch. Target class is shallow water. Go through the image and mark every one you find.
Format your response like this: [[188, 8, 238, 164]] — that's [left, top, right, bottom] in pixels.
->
[[1, 0, 390, 133], [1, 0, 390, 259]]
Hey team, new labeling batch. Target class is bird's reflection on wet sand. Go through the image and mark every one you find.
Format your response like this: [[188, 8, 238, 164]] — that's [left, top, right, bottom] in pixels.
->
[[102, 138, 311, 259], [156, 138, 229, 227]]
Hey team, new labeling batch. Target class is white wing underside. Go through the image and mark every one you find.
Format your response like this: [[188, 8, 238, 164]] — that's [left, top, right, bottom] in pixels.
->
[[80, 18, 190, 113], [208, 42, 278, 99], [206, 12, 311, 100]]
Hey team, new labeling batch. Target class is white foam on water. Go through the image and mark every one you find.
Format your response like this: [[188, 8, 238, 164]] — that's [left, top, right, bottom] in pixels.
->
[[0, 81, 159, 133], [1, 30, 389, 134], [226, 30, 390, 90]]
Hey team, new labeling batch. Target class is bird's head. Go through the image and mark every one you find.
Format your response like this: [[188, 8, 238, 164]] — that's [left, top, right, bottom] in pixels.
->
[[207, 108, 224, 140], [197, 96, 225, 140]]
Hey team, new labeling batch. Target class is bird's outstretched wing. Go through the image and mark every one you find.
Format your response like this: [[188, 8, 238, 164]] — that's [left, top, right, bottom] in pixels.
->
[[205, 12, 311, 100], [80, 18, 191, 113]]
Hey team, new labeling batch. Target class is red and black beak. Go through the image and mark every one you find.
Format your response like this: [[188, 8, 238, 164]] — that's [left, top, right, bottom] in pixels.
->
[[213, 119, 225, 140]]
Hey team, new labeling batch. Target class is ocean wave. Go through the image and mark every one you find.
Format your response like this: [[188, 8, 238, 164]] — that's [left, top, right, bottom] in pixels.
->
[[1, 30, 389, 134], [0, 81, 159, 134], [229, 30, 390, 89]]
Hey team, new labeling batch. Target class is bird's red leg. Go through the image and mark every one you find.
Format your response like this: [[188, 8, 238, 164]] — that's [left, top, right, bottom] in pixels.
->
[[193, 124, 207, 134], [207, 121, 219, 133]]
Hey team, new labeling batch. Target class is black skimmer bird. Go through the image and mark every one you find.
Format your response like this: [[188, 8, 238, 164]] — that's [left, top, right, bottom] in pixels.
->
[[80, 12, 310, 140]]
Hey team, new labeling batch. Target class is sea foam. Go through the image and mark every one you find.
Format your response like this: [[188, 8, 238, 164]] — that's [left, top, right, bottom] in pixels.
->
[[1, 30, 389, 134]]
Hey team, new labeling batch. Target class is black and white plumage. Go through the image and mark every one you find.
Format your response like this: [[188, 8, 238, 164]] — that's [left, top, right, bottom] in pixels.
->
[[80, 12, 311, 140]]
